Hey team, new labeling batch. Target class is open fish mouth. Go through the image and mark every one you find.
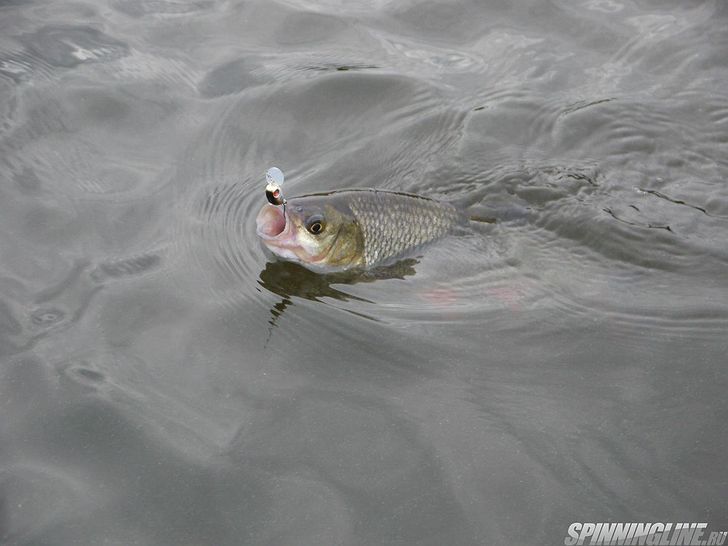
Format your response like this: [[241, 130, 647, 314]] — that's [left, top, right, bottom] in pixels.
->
[[256, 204, 287, 239], [256, 204, 311, 263], [256, 167, 317, 264]]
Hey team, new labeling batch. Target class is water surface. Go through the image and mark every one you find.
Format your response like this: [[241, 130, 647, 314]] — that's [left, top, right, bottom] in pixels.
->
[[1, 0, 727, 544]]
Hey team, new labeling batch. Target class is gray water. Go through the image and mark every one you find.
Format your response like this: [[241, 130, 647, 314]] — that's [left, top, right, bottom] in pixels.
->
[[1, 0, 728, 544]]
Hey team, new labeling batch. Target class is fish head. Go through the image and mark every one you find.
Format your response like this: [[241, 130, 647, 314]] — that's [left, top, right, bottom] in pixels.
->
[[256, 194, 365, 272]]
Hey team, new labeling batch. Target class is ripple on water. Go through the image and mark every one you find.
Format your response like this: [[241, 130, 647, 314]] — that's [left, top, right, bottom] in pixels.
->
[[172, 180, 268, 312], [198, 57, 268, 98], [196, 53, 384, 101], [385, 146, 728, 346], [0, 77, 18, 138], [53, 350, 234, 459], [273, 0, 393, 15], [274, 11, 350, 46], [90, 252, 163, 282], [1, 81, 183, 199], [0, 49, 55, 84], [174, 69, 465, 199], [388, 0, 508, 44], [30, 307, 66, 327], [106, 51, 199, 92], [57, 353, 117, 394], [0, 248, 151, 357], [111, 0, 214, 17], [614, 4, 721, 77], [19, 26, 129, 69]]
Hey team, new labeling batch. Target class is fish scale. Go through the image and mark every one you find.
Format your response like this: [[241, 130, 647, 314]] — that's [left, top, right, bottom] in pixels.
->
[[348, 190, 460, 266]]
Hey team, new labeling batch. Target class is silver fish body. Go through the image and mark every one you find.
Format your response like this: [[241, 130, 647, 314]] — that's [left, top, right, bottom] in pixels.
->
[[256, 189, 462, 272], [347, 190, 460, 265]]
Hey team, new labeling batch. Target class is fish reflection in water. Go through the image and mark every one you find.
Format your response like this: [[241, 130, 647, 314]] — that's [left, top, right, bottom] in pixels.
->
[[257, 258, 418, 329]]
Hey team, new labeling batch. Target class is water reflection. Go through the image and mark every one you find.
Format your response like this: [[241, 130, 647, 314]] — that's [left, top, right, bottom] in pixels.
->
[[257, 258, 418, 327]]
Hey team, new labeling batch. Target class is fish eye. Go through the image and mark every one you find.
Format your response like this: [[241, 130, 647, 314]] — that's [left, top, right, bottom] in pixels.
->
[[306, 215, 325, 234]]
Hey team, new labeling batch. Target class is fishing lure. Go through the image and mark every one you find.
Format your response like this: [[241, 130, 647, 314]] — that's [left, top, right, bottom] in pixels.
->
[[265, 167, 285, 206]]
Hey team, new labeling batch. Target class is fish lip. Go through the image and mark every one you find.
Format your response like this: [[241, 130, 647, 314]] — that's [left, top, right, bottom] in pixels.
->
[[256, 204, 290, 241], [256, 205, 306, 256], [256, 204, 334, 266]]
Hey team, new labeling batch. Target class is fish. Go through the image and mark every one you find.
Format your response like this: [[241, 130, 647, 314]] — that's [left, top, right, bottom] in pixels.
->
[[256, 189, 463, 272]]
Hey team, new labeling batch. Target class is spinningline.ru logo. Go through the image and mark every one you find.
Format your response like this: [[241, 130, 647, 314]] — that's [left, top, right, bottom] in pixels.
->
[[564, 523, 727, 546]]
